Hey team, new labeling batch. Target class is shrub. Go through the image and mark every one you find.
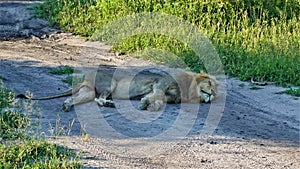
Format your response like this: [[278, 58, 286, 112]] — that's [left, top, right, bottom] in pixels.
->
[[34, 0, 300, 86]]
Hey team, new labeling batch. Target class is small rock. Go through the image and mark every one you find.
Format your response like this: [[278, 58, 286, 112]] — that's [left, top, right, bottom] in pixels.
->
[[208, 140, 218, 145], [83, 133, 90, 142], [201, 159, 208, 163], [30, 35, 40, 42]]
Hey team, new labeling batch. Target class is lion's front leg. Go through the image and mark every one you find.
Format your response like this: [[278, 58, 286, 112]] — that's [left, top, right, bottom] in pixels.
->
[[147, 100, 164, 111], [139, 95, 165, 111], [139, 97, 149, 110], [62, 97, 73, 112], [63, 86, 95, 112]]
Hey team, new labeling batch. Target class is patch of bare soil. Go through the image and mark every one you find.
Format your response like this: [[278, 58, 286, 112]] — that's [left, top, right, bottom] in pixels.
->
[[0, 1, 299, 169]]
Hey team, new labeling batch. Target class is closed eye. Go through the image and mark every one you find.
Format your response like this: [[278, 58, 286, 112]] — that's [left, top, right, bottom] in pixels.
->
[[201, 90, 211, 95]]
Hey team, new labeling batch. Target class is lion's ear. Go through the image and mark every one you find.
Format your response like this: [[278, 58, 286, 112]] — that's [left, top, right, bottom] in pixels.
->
[[195, 73, 209, 84]]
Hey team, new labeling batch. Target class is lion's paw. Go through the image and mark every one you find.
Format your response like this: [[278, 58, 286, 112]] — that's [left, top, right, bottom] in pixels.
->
[[138, 98, 148, 110], [95, 98, 115, 108], [62, 104, 70, 112], [147, 100, 164, 111], [62, 98, 73, 112], [95, 98, 105, 106], [104, 100, 115, 108]]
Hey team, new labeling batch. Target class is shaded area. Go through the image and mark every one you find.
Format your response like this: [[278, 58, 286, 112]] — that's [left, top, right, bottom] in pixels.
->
[[0, 59, 299, 144], [0, 59, 81, 136]]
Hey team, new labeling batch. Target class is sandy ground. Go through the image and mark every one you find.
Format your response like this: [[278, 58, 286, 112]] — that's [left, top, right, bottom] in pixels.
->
[[0, 1, 299, 168]]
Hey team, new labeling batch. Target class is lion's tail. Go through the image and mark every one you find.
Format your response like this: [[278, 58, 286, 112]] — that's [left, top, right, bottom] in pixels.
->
[[17, 85, 81, 100], [33, 89, 73, 100]]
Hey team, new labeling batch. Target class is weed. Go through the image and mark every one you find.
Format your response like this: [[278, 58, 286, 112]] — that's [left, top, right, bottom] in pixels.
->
[[0, 140, 81, 168], [0, 84, 29, 139], [62, 75, 74, 86], [48, 66, 84, 86], [0, 82, 82, 168], [49, 65, 74, 75], [0, 86, 15, 110], [49, 114, 76, 137], [238, 83, 245, 88], [275, 88, 300, 97], [0, 108, 30, 140], [62, 75, 84, 86]]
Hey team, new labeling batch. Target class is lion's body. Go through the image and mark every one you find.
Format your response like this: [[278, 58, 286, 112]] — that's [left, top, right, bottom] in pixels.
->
[[63, 68, 218, 111]]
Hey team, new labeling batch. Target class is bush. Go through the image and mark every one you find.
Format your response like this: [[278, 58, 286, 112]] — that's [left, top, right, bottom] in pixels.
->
[[0, 82, 81, 168], [34, 0, 300, 86], [0, 84, 29, 139], [0, 141, 81, 169]]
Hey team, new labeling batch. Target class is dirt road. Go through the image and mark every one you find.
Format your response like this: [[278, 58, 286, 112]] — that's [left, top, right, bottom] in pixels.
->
[[0, 1, 299, 168]]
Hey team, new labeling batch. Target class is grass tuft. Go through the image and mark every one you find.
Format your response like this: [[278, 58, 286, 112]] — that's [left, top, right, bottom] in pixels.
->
[[275, 88, 300, 97], [49, 66, 74, 75], [0, 141, 81, 169], [0, 82, 81, 168], [62, 75, 84, 86], [0, 108, 30, 140]]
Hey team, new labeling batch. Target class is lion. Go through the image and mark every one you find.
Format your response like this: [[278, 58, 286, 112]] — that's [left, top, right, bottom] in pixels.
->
[[60, 67, 218, 112]]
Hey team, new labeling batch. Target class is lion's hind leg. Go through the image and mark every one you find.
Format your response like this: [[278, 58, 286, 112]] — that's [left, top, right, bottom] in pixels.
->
[[63, 86, 95, 112], [138, 86, 166, 111], [94, 78, 117, 108]]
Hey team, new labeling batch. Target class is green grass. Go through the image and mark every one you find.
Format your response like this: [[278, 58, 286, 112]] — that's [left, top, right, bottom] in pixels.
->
[[49, 66, 74, 75], [33, 0, 300, 86], [62, 75, 84, 86], [62, 75, 74, 86], [275, 87, 300, 97], [0, 85, 29, 139], [0, 83, 16, 110], [0, 107, 30, 140], [0, 82, 81, 168], [49, 66, 84, 85], [0, 141, 81, 169], [238, 83, 245, 88]]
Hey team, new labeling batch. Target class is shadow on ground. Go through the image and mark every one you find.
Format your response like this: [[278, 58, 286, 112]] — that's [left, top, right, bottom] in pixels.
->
[[1, 59, 299, 144]]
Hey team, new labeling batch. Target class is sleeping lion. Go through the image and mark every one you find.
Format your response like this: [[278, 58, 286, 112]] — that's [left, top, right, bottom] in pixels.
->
[[61, 67, 218, 112]]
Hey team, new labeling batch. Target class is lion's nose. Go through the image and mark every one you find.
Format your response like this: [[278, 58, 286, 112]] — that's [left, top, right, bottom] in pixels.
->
[[207, 95, 212, 102], [211, 89, 216, 96]]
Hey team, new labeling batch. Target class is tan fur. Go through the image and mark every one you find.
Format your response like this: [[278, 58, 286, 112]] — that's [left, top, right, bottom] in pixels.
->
[[62, 69, 218, 112]]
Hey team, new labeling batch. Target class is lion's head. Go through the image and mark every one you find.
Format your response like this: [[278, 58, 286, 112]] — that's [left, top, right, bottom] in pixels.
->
[[195, 72, 218, 103]]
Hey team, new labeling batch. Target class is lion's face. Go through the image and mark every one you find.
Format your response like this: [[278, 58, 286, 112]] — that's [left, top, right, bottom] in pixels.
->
[[196, 74, 218, 103]]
